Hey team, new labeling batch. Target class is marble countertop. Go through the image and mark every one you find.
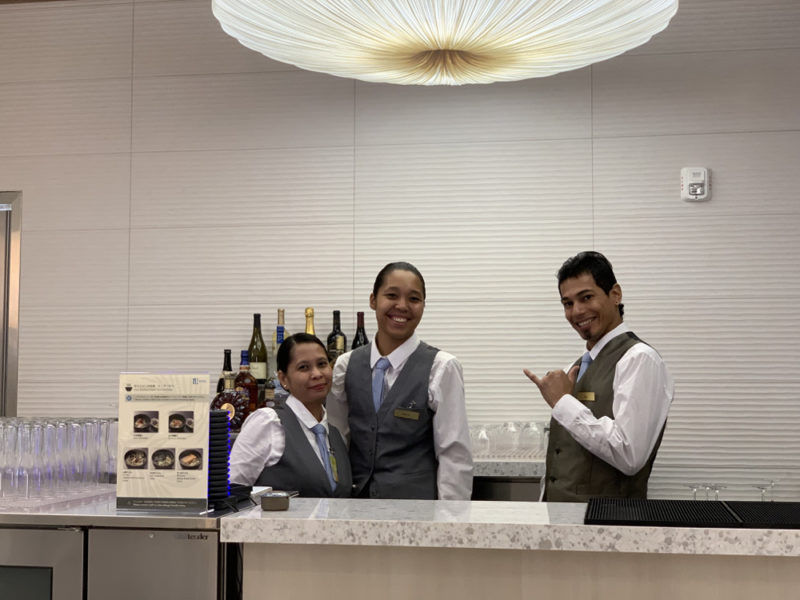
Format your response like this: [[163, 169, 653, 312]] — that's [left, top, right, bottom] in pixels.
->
[[220, 497, 800, 557]]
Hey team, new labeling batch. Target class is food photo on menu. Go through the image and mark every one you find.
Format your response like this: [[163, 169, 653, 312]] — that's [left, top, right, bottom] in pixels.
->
[[123, 448, 148, 470], [179, 449, 203, 470], [152, 448, 176, 470], [133, 411, 159, 433], [168, 411, 194, 433]]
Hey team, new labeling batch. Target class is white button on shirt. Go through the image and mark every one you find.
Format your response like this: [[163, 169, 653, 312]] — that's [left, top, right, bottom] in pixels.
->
[[229, 396, 333, 487], [326, 333, 473, 500]]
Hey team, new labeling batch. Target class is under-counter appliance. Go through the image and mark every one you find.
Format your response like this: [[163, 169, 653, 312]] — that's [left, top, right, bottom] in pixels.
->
[[0, 528, 84, 600], [87, 528, 218, 600], [0, 489, 226, 600]]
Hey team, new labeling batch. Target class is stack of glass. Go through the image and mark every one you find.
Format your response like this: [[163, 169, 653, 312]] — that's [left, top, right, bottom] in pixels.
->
[[0, 417, 118, 502], [469, 421, 548, 459]]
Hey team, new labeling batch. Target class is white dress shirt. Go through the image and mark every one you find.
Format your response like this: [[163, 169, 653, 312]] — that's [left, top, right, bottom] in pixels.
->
[[327, 334, 473, 500], [229, 396, 333, 486], [551, 322, 674, 476]]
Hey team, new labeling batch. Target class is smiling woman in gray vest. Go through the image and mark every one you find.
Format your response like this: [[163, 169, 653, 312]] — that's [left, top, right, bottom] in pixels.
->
[[327, 262, 473, 500], [524, 251, 674, 502], [230, 333, 352, 497]]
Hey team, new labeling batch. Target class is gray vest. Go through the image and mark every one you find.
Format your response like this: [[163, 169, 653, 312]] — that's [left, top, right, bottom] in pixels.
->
[[345, 342, 438, 499], [255, 405, 352, 498], [545, 331, 665, 502]]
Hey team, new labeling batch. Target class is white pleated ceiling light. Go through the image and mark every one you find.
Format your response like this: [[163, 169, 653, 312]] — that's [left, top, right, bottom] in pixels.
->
[[212, 0, 678, 86]]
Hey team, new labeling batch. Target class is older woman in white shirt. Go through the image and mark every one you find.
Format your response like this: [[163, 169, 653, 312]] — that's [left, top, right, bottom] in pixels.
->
[[230, 333, 352, 497]]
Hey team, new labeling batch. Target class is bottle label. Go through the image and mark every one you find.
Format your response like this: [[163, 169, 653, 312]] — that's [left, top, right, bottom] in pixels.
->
[[276, 325, 284, 344], [250, 362, 267, 379]]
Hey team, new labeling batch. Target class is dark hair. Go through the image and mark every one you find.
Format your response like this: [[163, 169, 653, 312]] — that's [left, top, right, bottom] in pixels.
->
[[372, 262, 426, 299], [557, 251, 624, 317], [276, 333, 327, 373]]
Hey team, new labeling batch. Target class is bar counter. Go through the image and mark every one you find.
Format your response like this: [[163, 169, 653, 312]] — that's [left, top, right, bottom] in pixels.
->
[[222, 497, 800, 600]]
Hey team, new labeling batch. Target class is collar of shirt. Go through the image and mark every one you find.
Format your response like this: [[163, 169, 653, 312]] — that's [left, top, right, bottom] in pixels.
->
[[587, 322, 630, 359], [369, 333, 420, 371], [286, 395, 329, 433]]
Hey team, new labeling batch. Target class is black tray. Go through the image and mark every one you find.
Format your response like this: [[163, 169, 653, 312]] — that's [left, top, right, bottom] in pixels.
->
[[585, 498, 800, 529]]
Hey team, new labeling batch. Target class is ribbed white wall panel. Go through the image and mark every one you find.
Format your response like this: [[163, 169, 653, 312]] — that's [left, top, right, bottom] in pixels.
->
[[21, 230, 129, 308], [594, 132, 800, 219], [128, 303, 364, 385], [355, 70, 591, 146], [129, 225, 354, 306], [630, 0, 800, 55], [3, 0, 799, 498], [0, 2, 132, 83], [0, 79, 132, 157], [134, 0, 291, 76], [132, 72, 354, 152], [131, 147, 353, 228], [18, 306, 128, 416], [594, 50, 800, 137], [595, 213, 800, 298], [0, 154, 130, 231], [354, 139, 592, 226], [352, 219, 591, 303]]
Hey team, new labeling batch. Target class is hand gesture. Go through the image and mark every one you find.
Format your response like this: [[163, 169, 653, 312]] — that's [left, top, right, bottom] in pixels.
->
[[523, 364, 579, 408]]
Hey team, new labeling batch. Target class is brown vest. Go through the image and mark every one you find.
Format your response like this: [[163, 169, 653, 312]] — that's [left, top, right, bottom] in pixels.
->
[[544, 331, 665, 502]]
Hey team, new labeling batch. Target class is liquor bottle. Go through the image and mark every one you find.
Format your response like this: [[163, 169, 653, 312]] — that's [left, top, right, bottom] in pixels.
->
[[270, 309, 290, 406], [352, 311, 369, 349], [304, 307, 315, 335], [248, 313, 268, 386], [216, 349, 232, 394], [234, 350, 259, 417], [270, 308, 289, 379], [327, 310, 347, 364], [331, 336, 345, 368], [210, 360, 250, 432]]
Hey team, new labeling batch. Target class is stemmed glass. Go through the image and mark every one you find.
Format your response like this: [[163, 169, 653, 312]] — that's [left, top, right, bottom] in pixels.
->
[[709, 483, 726, 501], [684, 483, 701, 501], [752, 480, 778, 502], [470, 425, 490, 458]]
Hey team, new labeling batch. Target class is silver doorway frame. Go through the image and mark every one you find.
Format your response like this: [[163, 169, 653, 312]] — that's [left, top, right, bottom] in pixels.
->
[[0, 191, 21, 417]]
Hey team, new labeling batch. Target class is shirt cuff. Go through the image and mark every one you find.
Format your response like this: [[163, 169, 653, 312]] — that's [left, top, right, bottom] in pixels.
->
[[551, 393, 586, 426]]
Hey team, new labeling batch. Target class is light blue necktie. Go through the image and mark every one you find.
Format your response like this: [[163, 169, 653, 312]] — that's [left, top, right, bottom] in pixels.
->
[[577, 351, 593, 380], [311, 423, 336, 491], [372, 357, 391, 412]]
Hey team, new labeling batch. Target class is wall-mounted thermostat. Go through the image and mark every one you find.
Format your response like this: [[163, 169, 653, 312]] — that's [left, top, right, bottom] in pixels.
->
[[680, 167, 710, 202]]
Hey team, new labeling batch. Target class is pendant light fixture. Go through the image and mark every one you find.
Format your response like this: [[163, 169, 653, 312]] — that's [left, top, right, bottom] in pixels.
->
[[212, 0, 678, 85]]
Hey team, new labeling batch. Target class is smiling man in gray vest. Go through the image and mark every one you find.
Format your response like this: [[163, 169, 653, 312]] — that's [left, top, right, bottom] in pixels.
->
[[524, 251, 673, 502]]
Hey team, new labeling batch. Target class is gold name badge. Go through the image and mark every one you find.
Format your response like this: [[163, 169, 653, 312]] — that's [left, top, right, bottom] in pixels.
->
[[330, 454, 339, 483], [393, 409, 420, 421], [576, 392, 596, 402]]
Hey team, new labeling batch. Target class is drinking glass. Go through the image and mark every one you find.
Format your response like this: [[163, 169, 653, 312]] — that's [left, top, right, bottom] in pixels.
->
[[709, 483, 726, 501], [16, 422, 32, 498], [27, 421, 44, 498], [519, 422, 541, 456], [67, 421, 84, 491], [54, 421, 69, 493], [683, 483, 701, 501], [81, 419, 99, 487], [537, 421, 550, 452], [41, 422, 57, 497], [497, 421, 519, 456], [106, 420, 118, 483]]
